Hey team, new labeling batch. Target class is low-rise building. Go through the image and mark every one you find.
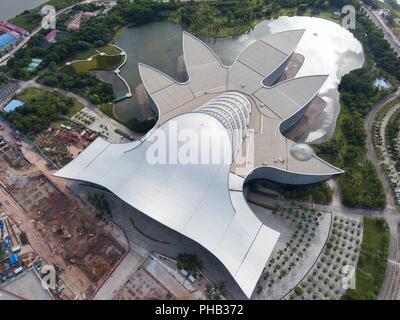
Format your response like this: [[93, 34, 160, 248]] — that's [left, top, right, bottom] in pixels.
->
[[0, 33, 18, 53], [43, 29, 57, 43]]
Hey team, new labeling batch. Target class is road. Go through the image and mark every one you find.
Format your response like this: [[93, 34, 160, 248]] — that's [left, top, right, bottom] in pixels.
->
[[0, 0, 104, 65], [360, 5, 400, 299], [364, 88, 400, 300], [361, 3, 400, 56], [0, 4, 74, 65]]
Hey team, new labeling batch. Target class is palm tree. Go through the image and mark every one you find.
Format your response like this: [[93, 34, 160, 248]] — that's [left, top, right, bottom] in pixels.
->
[[279, 269, 287, 279]]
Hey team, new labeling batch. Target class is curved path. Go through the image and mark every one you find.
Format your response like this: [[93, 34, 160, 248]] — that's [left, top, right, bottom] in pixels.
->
[[365, 88, 400, 300], [63, 44, 132, 101], [109, 44, 132, 101]]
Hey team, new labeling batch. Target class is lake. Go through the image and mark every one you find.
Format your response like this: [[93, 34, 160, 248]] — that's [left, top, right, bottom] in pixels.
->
[[106, 16, 365, 143], [0, 0, 48, 21]]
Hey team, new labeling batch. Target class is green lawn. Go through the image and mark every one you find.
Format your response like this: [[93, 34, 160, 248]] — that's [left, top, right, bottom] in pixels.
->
[[9, 10, 42, 32], [316, 11, 341, 23], [112, 26, 127, 42], [66, 102, 83, 117], [69, 54, 123, 74], [70, 48, 99, 61], [97, 45, 122, 55], [15, 87, 43, 102], [343, 217, 390, 300]]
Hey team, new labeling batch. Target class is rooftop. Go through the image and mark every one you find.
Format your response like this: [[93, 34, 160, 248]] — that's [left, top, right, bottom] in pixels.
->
[[0, 33, 17, 47], [55, 30, 343, 298], [3, 99, 24, 112]]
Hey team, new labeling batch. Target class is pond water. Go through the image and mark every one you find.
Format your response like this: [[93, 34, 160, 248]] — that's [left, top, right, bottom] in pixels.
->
[[107, 16, 364, 143]]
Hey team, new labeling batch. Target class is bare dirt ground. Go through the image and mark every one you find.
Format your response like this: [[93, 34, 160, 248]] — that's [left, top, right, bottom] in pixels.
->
[[113, 254, 208, 300], [115, 268, 174, 300], [0, 127, 127, 299], [35, 124, 90, 168]]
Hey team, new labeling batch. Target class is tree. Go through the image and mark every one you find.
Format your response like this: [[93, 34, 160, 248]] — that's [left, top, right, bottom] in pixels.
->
[[176, 253, 202, 273]]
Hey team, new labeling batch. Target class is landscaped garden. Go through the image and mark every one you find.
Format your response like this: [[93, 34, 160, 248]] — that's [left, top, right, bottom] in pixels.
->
[[342, 216, 390, 300], [371, 97, 400, 162], [253, 204, 332, 299], [385, 108, 400, 170], [60, 45, 124, 75], [288, 214, 363, 300]]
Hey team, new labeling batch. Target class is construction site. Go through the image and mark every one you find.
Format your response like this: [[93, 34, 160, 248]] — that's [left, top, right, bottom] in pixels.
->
[[0, 133, 29, 169], [112, 252, 209, 300], [34, 123, 97, 168], [0, 121, 128, 299]]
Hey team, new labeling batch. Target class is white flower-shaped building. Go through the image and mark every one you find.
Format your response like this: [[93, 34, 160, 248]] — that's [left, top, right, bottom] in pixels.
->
[[55, 31, 343, 298]]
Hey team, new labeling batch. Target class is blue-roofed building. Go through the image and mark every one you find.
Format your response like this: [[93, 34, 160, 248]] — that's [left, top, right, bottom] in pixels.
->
[[3, 99, 24, 112], [9, 254, 19, 265], [0, 33, 18, 52]]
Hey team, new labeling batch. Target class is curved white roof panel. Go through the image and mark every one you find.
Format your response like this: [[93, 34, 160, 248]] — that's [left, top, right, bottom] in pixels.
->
[[55, 110, 279, 298], [55, 31, 344, 298]]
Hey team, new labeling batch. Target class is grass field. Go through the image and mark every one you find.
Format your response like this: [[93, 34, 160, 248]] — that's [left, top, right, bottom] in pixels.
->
[[112, 26, 127, 42], [66, 102, 83, 117], [343, 217, 390, 300], [70, 54, 123, 74], [9, 10, 42, 32], [69, 48, 99, 61], [97, 45, 122, 55]]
